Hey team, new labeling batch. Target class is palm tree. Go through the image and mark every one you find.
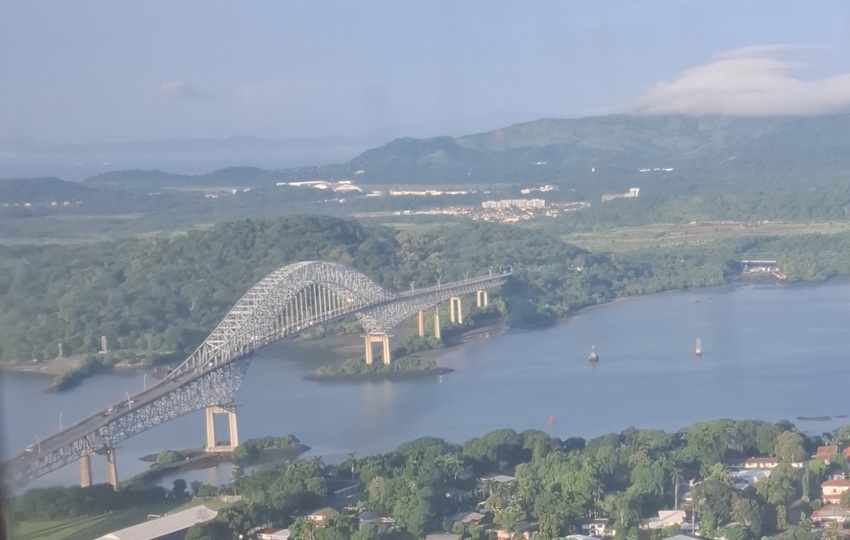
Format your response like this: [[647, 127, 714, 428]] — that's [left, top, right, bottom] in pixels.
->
[[671, 465, 682, 510], [437, 453, 466, 480], [348, 452, 357, 478], [310, 455, 325, 473], [482, 478, 497, 498]]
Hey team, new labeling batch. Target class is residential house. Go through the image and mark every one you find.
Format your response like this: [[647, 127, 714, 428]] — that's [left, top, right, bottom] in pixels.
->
[[328, 481, 362, 499], [817, 446, 840, 462], [257, 529, 291, 540], [744, 457, 779, 469], [426, 534, 462, 540], [495, 521, 535, 540], [822, 479, 850, 504], [664, 535, 701, 540], [477, 473, 516, 497], [732, 469, 771, 490], [305, 507, 339, 526], [449, 512, 486, 526], [575, 517, 614, 537], [812, 505, 850, 524], [478, 473, 516, 486], [95, 505, 218, 540], [644, 510, 689, 530], [358, 511, 395, 526]]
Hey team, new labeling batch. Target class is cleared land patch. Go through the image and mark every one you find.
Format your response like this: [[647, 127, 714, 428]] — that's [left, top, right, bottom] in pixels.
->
[[562, 221, 850, 252]]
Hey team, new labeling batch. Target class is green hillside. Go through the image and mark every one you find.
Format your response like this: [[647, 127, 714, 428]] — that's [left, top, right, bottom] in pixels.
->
[[72, 114, 850, 193], [345, 113, 850, 189]]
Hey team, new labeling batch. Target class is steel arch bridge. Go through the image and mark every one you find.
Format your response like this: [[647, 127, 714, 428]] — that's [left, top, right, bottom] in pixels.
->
[[4, 261, 510, 488]]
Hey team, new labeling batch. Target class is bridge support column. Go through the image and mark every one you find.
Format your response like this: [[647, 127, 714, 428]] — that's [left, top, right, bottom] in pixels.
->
[[418, 310, 425, 337], [80, 453, 92, 488], [105, 447, 118, 490], [205, 406, 239, 453], [449, 296, 463, 324], [433, 309, 441, 340], [476, 290, 488, 308], [364, 333, 391, 365]]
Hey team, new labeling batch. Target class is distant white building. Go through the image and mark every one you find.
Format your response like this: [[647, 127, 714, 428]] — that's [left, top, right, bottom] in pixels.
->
[[601, 188, 640, 202]]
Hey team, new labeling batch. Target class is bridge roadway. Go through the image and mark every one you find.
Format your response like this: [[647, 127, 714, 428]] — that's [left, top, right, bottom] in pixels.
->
[[7, 361, 201, 478], [3, 265, 510, 488]]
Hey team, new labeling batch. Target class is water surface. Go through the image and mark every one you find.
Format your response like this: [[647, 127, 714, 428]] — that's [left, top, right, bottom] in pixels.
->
[[3, 281, 849, 489]]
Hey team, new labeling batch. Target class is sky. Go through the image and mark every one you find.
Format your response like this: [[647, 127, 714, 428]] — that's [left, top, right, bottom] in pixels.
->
[[2, 1, 850, 145]]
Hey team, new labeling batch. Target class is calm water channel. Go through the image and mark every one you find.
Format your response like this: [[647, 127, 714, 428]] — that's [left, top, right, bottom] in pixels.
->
[[3, 280, 850, 490]]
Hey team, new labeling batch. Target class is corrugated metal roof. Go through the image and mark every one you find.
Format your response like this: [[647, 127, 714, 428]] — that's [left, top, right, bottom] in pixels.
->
[[96, 505, 218, 540]]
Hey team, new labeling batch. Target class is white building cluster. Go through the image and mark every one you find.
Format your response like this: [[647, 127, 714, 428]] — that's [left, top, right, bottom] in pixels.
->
[[276, 180, 362, 193], [481, 199, 545, 209], [520, 184, 558, 195], [386, 188, 471, 196]]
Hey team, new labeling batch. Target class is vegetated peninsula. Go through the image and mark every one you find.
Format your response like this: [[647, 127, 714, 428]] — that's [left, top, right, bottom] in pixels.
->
[[10, 418, 848, 540]]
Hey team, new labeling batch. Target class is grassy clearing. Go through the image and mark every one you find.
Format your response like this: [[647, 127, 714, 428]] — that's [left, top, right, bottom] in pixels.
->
[[562, 221, 850, 252], [10, 499, 232, 540]]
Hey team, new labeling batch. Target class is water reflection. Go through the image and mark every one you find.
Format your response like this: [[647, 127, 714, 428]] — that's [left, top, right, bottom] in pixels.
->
[[360, 379, 394, 445]]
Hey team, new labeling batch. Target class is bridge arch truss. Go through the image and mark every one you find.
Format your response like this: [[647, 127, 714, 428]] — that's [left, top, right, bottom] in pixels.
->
[[5, 261, 509, 487]]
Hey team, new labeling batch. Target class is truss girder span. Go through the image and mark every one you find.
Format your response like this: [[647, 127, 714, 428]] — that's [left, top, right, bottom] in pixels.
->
[[6, 358, 252, 487], [4, 261, 510, 488], [357, 276, 509, 331]]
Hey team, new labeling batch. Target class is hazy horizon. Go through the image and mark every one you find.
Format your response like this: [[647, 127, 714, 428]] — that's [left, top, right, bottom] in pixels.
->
[[3, 1, 850, 179], [2, 1, 850, 146]]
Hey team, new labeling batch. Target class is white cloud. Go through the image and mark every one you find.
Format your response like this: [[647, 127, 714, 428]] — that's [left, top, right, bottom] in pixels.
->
[[633, 46, 850, 116], [159, 81, 209, 100]]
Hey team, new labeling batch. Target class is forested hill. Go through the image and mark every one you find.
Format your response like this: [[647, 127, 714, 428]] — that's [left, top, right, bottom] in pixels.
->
[[345, 114, 850, 186], [0, 177, 140, 205], [0, 215, 742, 362], [79, 114, 850, 191], [85, 167, 284, 190]]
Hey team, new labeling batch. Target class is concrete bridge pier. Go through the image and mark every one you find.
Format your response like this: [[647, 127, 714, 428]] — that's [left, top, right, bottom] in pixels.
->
[[105, 447, 118, 489], [364, 333, 391, 365], [476, 290, 488, 307], [449, 296, 463, 324], [418, 310, 425, 337], [433, 309, 441, 340], [80, 453, 92, 488], [205, 406, 239, 453]]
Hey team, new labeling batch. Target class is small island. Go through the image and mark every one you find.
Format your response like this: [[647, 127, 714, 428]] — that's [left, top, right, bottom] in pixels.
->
[[305, 335, 455, 381], [306, 355, 452, 381]]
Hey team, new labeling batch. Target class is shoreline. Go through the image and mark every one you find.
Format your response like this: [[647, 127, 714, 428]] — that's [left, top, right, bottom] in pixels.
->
[[4, 277, 840, 386], [132, 444, 310, 484]]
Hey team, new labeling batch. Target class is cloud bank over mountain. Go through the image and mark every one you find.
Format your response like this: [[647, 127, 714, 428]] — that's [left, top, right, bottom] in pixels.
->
[[633, 46, 850, 116]]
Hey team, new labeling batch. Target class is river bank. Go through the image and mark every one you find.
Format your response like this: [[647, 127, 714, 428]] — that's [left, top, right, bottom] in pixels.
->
[[132, 444, 310, 485], [7, 280, 850, 489], [0, 357, 78, 377]]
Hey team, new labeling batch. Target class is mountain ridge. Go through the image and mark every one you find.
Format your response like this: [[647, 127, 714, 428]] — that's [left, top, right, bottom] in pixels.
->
[[9, 113, 850, 191]]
